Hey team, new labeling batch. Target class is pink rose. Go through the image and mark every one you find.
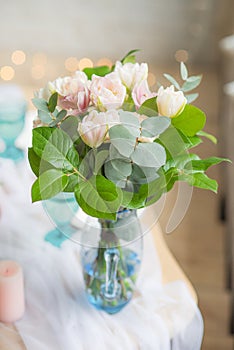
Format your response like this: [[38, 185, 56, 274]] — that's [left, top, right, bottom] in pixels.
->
[[90, 73, 126, 111], [53, 71, 90, 114], [132, 79, 156, 109]]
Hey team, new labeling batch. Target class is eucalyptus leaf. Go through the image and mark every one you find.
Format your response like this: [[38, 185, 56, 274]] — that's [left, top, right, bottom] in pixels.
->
[[32, 98, 49, 113], [38, 110, 52, 124], [49, 109, 67, 127], [186, 93, 199, 103], [163, 74, 180, 90], [141, 116, 171, 138], [131, 142, 166, 168], [31, 169, 68, 202], [119, 110, 140, 137], [180, 62, 188, 81], [48, 92, 58, 113], [129, 163, 159, 184], [181, 75, 202, 92], [109, 124, 137, 157]]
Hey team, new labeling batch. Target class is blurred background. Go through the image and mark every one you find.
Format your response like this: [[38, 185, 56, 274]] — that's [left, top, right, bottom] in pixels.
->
[[0, 0, 234, 349]]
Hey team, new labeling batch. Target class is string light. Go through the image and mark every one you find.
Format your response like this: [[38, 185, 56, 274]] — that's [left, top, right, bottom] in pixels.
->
[[175, 49, 189, 62], [11, 50, 26, 65], [78, 58, 93, 70], [0, 66, 15, 81], [65, 57, 79, 72]]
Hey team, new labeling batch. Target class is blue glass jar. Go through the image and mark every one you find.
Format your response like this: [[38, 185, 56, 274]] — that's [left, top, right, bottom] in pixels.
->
[[81, 210, 143, 314], [0, 93, 26, 162]]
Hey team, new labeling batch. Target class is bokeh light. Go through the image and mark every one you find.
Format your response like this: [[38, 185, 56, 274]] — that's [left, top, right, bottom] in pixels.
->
[[65, 57, 79, 72], [79, 58, 93, 70], [0, 66, 15, 80], [96, 58, 113, 68], [11, 50, 26, 65], [175, 49, 189, 62]]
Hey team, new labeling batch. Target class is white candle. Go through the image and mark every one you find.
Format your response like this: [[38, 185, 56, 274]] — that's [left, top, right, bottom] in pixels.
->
[[0, 260, 25, 323]]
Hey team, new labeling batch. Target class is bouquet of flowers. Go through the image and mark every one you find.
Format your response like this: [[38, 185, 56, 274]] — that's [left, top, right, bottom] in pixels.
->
[[28, 50, 229, 314], [29, 50, 227, 220]]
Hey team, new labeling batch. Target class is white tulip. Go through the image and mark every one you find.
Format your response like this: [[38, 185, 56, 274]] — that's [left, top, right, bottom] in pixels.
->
[[157, 85, 187, 118]]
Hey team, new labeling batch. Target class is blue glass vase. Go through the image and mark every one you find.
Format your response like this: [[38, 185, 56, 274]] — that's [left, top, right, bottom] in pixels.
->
[[43, 193, 79, 247], [81, 210, 143, 314], [0, 100, 26, 162]]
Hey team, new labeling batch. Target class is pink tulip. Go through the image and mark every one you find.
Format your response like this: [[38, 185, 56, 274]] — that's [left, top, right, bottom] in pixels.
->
[[132, 79, 156, 109]]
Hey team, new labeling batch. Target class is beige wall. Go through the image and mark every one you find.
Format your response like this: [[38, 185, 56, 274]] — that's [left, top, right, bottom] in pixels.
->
[[0, 0, 233, 64]]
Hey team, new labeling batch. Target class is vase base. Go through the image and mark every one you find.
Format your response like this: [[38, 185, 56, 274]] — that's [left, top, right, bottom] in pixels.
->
[[86, 294, 131, 314]]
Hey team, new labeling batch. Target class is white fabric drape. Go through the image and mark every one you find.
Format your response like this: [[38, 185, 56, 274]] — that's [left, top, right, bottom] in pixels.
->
[[0, 158, 203, 350]]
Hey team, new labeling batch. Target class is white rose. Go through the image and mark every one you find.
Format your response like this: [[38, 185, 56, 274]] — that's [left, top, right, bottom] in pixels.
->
[[157, 85, 187, 118], [114, 61, 148, 91]]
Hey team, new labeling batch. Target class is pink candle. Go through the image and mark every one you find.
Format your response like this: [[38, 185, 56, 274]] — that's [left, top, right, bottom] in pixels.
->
[[0, 260, 25, 323]]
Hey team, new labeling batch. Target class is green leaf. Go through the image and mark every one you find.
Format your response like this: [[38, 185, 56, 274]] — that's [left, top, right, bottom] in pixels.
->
[[137, 97, 158, 117], [109, 124, 137, 157], [49, 109, 67, 127], [131, 142, 166, 168], [75, 175, 122, 220], [172, 104, 206, 136], [179, 172, 218, 193], [118, 110, 140, 138], [64, 174, 79, 192], [181, 75, 202, 92], [83, 66, 111, 79], [32, 127, 79, 171], [38, 110, 52, 124], [104, 159, 131, 187], [163, 74, 180, 90], [31, 169, 68, 202], [197, 130, 217, 144], [164, 153, 200, 172], [141, 116, 171, 137], [60, 116, 80, 142], [177, 130, 202, 150], [129, 164, 159, 184], [180, 62, 188, 81], [48, 92, 58, 113], [121, 49, 140, 64], [121, 184, 148, 209], [186, 93, 199, 103], [28, 147, 54, 177], [32, 98, 49, 112], [184, 157, 231, 172]]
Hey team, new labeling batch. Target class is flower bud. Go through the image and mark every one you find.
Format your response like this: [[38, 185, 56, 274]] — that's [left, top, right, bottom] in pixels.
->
[[157, 85, 187, 118]]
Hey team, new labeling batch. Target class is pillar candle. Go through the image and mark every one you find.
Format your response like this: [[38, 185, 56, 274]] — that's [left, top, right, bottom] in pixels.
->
[[0, 260, 25, 323]]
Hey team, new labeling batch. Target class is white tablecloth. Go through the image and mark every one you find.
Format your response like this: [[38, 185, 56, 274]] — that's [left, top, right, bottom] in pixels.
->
[[0, 157, 203, 350]]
